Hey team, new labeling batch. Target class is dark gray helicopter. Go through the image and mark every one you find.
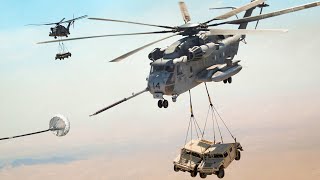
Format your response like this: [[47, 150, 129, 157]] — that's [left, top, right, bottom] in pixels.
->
[[38, 1, 320, 116], [29, 15, 87, 39]]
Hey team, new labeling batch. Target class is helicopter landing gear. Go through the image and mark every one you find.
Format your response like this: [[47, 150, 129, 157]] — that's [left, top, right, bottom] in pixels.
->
[[172, 95, 178, 102], [158, 99, 169, 108], [158, 100, 163, 108], [223, 77, 232, 84]]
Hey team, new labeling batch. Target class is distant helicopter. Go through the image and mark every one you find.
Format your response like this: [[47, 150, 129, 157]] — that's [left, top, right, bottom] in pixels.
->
[[28, 15, 88, 39], [38, 1, 320, 116]]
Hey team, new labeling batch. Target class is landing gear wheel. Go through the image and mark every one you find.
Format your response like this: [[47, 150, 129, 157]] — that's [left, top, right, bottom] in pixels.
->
[[54, 36, 57, 39], [235, 150, 241, 161], [173, 165, 179, 172], [227, 77, 232, 84], [163, 100, 169, 108], [223, 79, 227, 84], [157, 100, 163, 108], [190, 170, 197, 177], [200, 173, 207, 178], [217, 167, 225, 179]]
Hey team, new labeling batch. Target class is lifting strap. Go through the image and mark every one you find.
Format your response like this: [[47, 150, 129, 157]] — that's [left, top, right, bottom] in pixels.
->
[[202, 83, 236, 143], [184, 90, 203, 145], [58, 41, 68, 53]]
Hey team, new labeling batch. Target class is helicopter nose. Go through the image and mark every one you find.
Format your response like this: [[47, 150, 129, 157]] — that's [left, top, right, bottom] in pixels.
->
[[148, 75, 166, 94]]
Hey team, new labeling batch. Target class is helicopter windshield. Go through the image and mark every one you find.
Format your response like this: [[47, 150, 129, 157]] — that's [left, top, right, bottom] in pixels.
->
[[151, 65, 174, 73]]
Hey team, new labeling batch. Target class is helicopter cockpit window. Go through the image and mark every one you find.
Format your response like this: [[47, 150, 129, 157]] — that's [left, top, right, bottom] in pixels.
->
[[151, 65, 174, 73], [151, 65, 164, 72]]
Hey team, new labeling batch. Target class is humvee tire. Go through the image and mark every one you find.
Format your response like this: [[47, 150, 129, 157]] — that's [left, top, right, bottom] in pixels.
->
[[200, 173, 207, 178], [217, 167, 225, 179], [235, 150, 241, 161], [174, 165, 179, 172], [190, 170, 197, 177]]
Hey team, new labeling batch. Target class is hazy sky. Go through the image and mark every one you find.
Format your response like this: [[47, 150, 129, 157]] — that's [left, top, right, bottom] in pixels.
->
[[1, 0, 320, 179]]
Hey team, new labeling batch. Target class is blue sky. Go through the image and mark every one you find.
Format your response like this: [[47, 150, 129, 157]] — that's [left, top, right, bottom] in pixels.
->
[[0, 1, 320, 178], [1, 0, 319, 30]]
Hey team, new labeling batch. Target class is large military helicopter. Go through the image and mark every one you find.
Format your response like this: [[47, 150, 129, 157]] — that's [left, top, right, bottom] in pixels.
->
[[38, 0, 320, 116], [29, 15, 88, 39]]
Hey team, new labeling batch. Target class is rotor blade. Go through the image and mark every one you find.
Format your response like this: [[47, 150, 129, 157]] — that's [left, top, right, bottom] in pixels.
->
[[64, 15, 88, 23], [209, 7, 236, 10], [89, 17, 175, 30], [90, 88, 148, 117], [204, 0, 266, 23], [37, 30, 176, 44], [209, 29, 288, 35], [179, 1, 191, 23], [210, 1, 320, 26], [110, 33, 178, 62], [58, 18, 66, 24], [26, 22, 60, 26]]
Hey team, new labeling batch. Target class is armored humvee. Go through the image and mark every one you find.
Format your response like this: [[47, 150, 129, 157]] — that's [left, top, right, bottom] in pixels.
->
[[197, 142, 243, 178], [173, 139, 243, 178]]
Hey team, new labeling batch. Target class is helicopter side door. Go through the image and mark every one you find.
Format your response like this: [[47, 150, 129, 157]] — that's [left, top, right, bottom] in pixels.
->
[[173, 63, 186, 94]]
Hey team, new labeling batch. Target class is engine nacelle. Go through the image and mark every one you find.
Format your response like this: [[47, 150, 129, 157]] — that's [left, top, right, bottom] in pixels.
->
[[148, 48, 164, 61], [187, 43, 220, 61], [187, 46, 204, 61]]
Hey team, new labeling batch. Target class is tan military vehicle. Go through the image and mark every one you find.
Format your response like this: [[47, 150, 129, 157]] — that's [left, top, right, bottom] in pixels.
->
[[173, 139, 243, 178], [197, 142, 243, 178], [173, 139, 215, 177]]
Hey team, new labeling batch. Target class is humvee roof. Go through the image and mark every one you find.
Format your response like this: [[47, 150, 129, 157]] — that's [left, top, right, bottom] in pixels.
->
[[204, 143, 234, 154], [184, 139, 214, 154]]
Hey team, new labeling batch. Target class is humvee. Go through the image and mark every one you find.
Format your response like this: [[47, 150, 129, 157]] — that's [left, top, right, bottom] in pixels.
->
[[173, 139, 215, 177], [197, 142, 243, 179], [173, 139, 243, 178], [55, 52, 71, 60]]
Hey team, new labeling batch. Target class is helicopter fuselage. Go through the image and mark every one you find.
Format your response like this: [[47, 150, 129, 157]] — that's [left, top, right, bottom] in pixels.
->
[[147, 32, 242, 102], [49, 24, 71, 38]]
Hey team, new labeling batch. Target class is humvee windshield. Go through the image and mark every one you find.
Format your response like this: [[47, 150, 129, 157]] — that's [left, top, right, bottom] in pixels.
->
[[204, 153, 224, 158], [183, 149, 201, 158], [213, 154, 224, 158]]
